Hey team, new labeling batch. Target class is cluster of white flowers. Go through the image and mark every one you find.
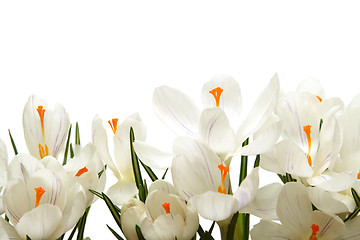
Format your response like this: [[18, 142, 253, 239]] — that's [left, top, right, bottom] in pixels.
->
[[1, 75, 360, 240]]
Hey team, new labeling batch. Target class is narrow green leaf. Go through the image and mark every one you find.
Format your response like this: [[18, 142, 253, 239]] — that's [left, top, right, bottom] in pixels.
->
[[208, 221, 215, 234], [351, 188, 360, 208], [253, 154, 260, 168], [75, 122, 80, 145], [139, 160, 158, 182], [130, 127, 145, 202], [162, 168, 169, 180], [26, 235, 32, 240], [197, 224, 205, 237], [67, 221, 79, 240], [135, 225, 145, 240], [102, 192, 122, 230], [226, 212, 239, 240], [70, 143, 74, 158], [89, 189, 121, 212], [8, 129, 18, 155], [239, 138, 249, 186], [98, 165, 107, 179], [319, 119, 323, 131], [77, 206, 90, 240], [107, 224, 125, 240], [236, 213, 249, 240], [5, 214, 9, 222], [63, 124, 72, 165], [344, 207, 360, 222], [277, 174, 286, 184]]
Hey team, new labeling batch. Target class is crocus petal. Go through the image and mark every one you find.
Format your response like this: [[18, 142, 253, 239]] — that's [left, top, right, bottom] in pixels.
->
[[15, 204, 62, 240], [307, 171, 356, 192], [201, 75, 242, 125], [342, 217, 360, 239], [199, 108, 236, 156], [133, 141, 173, 170], [241, 183, 282, 220], [153, 85, 200, 138], [0, 138, 8, 172], [148, 180, 178, 195], [7, 153, 44, 182], [106, 180, 138, 206], [190, 191, 240, 221], [311, 210, 346, 239], [236, 73, 279, 145], [233, 167, 259, 209], [296, 77, 326, 99], [0, 217, 21, 240], [307, 187, 355, 215], [277, 182, 312, 234], [259, 151, 286, 175], [276, 140, 313, 178], [121, 198, 146, 240], [250, 220, 292, 240]]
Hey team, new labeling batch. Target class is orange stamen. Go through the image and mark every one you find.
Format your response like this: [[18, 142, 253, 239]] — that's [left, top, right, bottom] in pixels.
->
[[36, 106, 46, 139], [357, 171, 360, 180], [209, 87, 223, 107], [75, 166, 88, 177], [34, 187, 45, 208], [162, 202, 171, 214], [38, 143, 49, 159], [303, 125, 312, 167], [309, 224, 319, 240], [108, 118, 118, 134], [218, 164, 229, 194], [316, 96, 323, 102]]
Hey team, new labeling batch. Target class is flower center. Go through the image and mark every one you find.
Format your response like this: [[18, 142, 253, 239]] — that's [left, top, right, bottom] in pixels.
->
[[38, 143, 49, 159], [108, 118, 118, 134], [303, 125, 312, 167], [357, 170, 360, 180], [316, 96, 323, 102], [309, 224, 319, 240], [37, 106, 49, 159], [162, 202, 171, 214], [218, 164, 229, 194], [34, 187, 45, 208], [209, 87, 223, 107], [75, 166, 88, 177]]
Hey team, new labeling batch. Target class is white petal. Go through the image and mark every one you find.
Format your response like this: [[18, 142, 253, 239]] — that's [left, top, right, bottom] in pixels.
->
[[241, 183, 282, 220], [277, 182, 312, 234], [276, 140, 313, 178], [201, 75, 242, 125], [190, 191, 239, 221], [182, 204, 199, 240], [148, 180, 178, 195], [0, 217, 20, 240], [343, 217, 360, 239], [153, 85, 200, 138], [0, 138, 8, 172], [233, 167, 259, 209], [133, 141, 173, 170], [15, 204, 62, 240], [106, 180, 138, 206], [296, 77, 326, 99], [121, 198, 146, 240], [259, 151, 286, 175], [236, 73, 279, 145], [307, 171, 357, 192], [199, 108, 236, 155], [152, 214, 185, 240], [250, 220, 292, 240], [312, 210, 346, 239], [7, 153, 44, 182]]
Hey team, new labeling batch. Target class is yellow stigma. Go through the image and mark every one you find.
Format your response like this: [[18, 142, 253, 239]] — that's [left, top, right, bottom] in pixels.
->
[[75, 166, 88, 177], [108, 118, 118, 134], [316, 95, 323, 102], [36, 106, 46, 139], [38, 143, 49, 159], [303, 125, 312, 167], [209, 87, 223, 107], [162, 202, 171, 214], [218, 164, 229, 194], [34, 187, 45, 208], [309, 224, 319, 240]]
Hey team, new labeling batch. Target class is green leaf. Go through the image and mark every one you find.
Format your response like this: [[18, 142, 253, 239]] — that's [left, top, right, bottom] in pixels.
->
[[226, 212, 239, 240], [98, 165, 107, 179], [239, 138, 249, 186], [139, 160, 158, 182], [26, 235, 32, 240], [107, 224, 125, 240], [344, 207, 360, 222], [102, 192, 122, 230], [351, 188, 360, 208], [70, 143, 75, 158], [277, 174, 286, 184], [67, 221, 79, 240], [75, 122, 80, 145], [235, 213, 249, 240], [77, 206, 90, 240], [135, 225, 145, 240], [162, 168, 169, 179], [5, 214, 9, 222], [130, 127, 146, 202], [8, 129, 18, 155], [253, 154, 260, 168], [63, 124, 72, 165], [208, 221, 215, 234], [89, 189, 121, 212]]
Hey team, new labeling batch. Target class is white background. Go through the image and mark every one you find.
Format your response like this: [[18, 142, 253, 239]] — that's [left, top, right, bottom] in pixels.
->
[[1, 1, 360, 239]]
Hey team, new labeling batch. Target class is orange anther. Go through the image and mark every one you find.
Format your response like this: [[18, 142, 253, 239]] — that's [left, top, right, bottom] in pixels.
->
[[316, 96, 323, 102], [357, 171, 360, 180], [218, 164, 229, 194], [309, 224, 319, 240], [38, 143, 49, 159], [75, 166, 88, 177], [209, 87, 223, 107], [37, 106, 46, 138], [162, 202, 171, 214], [108, 118, 118, 134], [34, 187, 45, 208], [303, 125, 312, 167]]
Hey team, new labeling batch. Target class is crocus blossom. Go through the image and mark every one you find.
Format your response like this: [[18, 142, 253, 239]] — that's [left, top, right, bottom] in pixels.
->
[[0, 138, 8, 215]]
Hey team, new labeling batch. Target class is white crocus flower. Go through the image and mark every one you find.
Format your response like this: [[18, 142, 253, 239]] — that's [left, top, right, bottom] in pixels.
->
[[134, 74, 280, 169], [121, 180, 199, 240], [250, 182, 347, 240], [23, 95, 70, 159], [92, 113, 146, 205], [0, 138, 8, 215], [171, 137, 259, 222], [63, 143, 106, 207], [0, 154, 86, 240]]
